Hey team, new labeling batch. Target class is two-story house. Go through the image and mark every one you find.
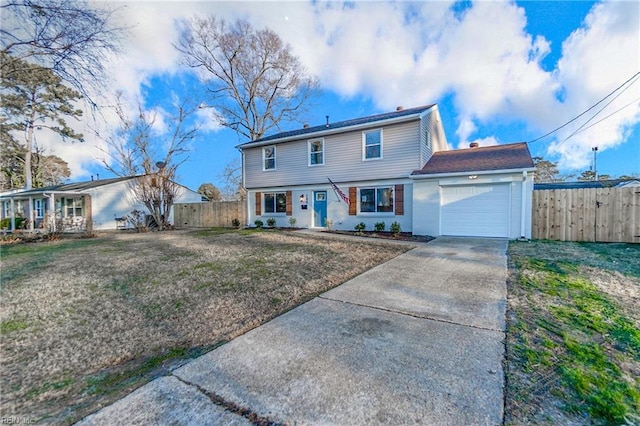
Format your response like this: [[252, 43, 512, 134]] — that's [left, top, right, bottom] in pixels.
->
[[238, 104, 535, 239]]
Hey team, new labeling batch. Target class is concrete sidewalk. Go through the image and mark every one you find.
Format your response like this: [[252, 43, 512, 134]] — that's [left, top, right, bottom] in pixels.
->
[[79, 237, 508, 425]]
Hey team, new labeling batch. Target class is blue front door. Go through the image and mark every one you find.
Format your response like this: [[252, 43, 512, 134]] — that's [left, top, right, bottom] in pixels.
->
[[313, 191, 327, 227]]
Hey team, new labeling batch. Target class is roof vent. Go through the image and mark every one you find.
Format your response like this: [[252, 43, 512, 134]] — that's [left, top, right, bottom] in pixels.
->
[[469, 142, 479, 148], [303, 123, 310, 129], [325, 115, 329, 128], [396, 106, 404, 111]]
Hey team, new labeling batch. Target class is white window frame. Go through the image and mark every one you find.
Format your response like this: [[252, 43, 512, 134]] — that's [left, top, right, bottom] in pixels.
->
[[359, 186, 394, 214], [263, 145, 276, 171], [362, 129, 383, 161], [33, 199, 44, 218], [264, 192, 287, 214], [308, 138, 324, 166], [63, 197, 83, 218]]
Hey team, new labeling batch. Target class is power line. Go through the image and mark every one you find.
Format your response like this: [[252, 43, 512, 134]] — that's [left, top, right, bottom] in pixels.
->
[[527, 71, 640, 144], [556, 76, 640, 146], [573, 96, 640, 136]]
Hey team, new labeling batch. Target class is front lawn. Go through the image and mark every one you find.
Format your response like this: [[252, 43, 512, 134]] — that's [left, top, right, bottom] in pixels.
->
[[506, 240, 640, 425], [0, 229, 410, 424]]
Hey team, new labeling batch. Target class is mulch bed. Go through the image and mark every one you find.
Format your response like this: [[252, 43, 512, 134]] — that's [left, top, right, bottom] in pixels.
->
[[323, 230, 435, 243]]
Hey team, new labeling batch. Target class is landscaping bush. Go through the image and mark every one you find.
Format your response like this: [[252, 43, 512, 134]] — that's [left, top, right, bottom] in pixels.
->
[[288, 217, 297, 228], [266, 218, 276, 227], [254, 219, 264, 229], [0, 217, 26, 230], [390, 221, 402, 235], [354, 222, 366, 233], [231, 218, 241, 228], [374, 221, 386, 232]]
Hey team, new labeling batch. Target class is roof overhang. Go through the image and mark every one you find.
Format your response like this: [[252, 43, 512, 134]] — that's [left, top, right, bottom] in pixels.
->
[[236, 106, 435, 150], [0, 190, 88, 200], [410, 167, 536, 180]]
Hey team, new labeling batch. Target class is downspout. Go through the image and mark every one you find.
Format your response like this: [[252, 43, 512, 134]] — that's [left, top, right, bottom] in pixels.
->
[[240, 148, 249, 226], [520, 170, 527, 240]]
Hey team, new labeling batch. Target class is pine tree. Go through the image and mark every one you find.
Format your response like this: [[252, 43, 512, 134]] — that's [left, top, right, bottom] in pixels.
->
[[1, 53, 83, 189]]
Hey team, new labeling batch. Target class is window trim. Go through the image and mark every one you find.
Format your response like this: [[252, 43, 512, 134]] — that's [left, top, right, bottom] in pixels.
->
[[263, 191, 287, 214], [308, 138, 325, 167], [358, 186, 394, 214], [33, 199, 44, 218], [362, 128, 383, 161], [262, 145, 276, 171]]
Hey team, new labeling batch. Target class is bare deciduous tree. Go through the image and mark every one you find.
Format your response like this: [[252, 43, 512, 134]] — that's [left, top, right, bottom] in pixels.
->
[[101, 95, 199, 230], [218, 158, 245, 200], [1, 0, 124, 105], [175, 16, 319, 141]]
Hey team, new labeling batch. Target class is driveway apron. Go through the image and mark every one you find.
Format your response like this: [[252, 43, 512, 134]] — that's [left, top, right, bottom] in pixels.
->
[[79, 237, 508, 426]]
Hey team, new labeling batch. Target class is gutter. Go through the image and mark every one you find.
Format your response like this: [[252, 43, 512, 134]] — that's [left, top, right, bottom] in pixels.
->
[[409, 167, 536, 180]]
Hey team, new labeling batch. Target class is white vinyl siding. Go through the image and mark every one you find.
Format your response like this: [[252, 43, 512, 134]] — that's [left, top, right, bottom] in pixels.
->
[[244, 121, 422, 189]]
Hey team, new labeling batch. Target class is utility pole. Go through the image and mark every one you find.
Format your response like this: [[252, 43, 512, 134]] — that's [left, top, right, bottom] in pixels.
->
[[592, 147, 598, 181]]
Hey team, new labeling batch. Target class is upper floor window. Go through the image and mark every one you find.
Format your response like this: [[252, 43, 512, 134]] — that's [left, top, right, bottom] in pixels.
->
[[363, 129, 382, 160], [263, 145, 276, 170], [264, 192, 287, 213], [360, 186, 393, 213], [309, 139, 324, 166]]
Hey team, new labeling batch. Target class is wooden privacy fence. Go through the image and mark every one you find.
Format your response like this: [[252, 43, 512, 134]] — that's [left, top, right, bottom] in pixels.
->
[[532, 187, 640, 243], [174, 201, 245, 228]]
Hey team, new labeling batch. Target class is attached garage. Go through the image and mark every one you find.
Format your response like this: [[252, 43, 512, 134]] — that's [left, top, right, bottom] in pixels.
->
[[440, 184, 511, 237], [411, 143, 535, 239]]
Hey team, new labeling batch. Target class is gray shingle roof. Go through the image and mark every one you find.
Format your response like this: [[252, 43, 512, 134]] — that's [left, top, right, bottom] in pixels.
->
[[238, 104, 435, 146], [0, 176, 137, 197], [412, 142, 534, 175]]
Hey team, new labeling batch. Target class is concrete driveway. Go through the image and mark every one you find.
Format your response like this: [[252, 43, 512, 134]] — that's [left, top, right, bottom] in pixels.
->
[[79, 237, 508, 425]]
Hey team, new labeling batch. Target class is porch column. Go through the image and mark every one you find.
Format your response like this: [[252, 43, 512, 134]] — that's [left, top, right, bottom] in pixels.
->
[[28, 196, 34, 231], [520, 171, 527, 239], [10, 198, 15, 232], [47, 194, 56, 231]]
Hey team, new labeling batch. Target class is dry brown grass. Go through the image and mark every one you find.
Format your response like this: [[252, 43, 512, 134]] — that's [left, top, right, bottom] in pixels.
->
[[0, 228, 410, 424]]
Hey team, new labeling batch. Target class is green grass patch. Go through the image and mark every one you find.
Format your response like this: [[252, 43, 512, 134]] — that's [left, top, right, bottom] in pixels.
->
[[507, 241, 640, 424], [0, 318, 29, 334], [25, 377, 75, 399], [85, 347, 188, 396]]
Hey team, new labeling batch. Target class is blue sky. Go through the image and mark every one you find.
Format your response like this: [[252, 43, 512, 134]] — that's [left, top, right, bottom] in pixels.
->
[[36, 1, 640, 190]]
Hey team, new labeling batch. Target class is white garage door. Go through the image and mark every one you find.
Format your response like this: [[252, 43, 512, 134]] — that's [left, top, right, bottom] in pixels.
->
[[441, 184, 510, 237]]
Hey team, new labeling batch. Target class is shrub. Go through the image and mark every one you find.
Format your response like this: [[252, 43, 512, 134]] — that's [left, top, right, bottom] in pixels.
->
[[354, 222, 366, 233], [288, 217, 297, 228], [254, 219, 264, 229], [390, 221, 402, 235], [0, 217, 26, 230], [231, 218, 241, 228], [374, 221, 386, 232], [266, 217, 276, 227], [126, 210, 148, 233]]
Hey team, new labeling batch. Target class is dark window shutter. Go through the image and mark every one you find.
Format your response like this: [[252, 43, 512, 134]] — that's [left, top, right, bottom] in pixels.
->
[[255, 192, 261, 216], [395, 184, 404, 215], [286, 191, 292, 216], [349, 187, 357, 216]]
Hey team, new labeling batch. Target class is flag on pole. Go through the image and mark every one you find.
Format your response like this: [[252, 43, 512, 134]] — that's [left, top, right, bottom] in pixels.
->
[[328, 177, 350, 205]]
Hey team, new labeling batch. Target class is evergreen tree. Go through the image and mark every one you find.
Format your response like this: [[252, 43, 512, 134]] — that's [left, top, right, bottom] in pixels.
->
[[1, 53, 83, 189]]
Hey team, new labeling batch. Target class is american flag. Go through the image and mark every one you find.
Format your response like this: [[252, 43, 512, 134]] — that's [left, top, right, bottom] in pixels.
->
[[328, 177, 350, 205]]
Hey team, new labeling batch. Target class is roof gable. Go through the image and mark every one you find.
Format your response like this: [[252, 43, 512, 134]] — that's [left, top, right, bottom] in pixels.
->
[[412, 143, 534, 176], [238, 104, 435, 147]]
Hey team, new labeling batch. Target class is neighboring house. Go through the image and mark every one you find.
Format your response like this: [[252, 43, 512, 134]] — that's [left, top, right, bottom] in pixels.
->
[[534, 179, 640, 190], [237, 104, 535, 239], [0, 176, 202, 232]]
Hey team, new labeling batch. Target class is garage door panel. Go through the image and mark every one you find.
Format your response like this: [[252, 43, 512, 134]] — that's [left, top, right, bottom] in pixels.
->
[[441, 184, 510, 237]]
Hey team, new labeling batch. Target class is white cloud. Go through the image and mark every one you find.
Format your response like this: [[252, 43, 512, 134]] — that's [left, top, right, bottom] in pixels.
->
[[24, 0, 639, 179]]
